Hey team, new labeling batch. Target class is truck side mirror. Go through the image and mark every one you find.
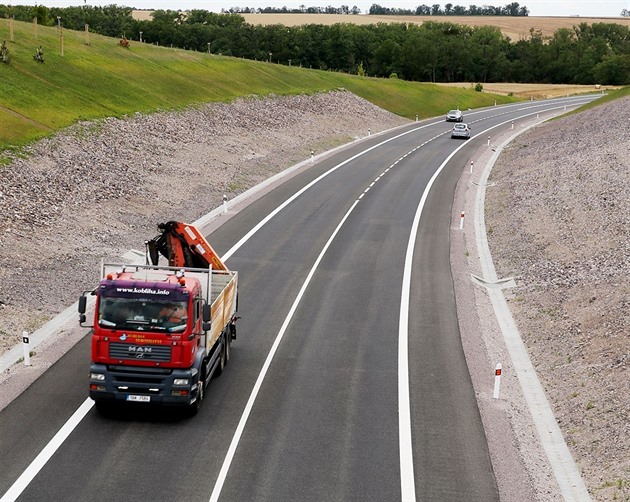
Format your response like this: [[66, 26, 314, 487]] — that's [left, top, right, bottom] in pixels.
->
[[202, 304, 211, 323], [78, 295, 87, 314], [202, 304, 211, 332]]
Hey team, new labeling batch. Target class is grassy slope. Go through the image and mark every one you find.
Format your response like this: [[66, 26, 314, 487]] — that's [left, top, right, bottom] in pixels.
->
[[0, 18, 519, 154]]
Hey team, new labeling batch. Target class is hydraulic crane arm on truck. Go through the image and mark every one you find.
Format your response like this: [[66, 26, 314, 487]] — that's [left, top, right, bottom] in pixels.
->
[[146, 220, 229, 271], [78, 221, 238, 417]]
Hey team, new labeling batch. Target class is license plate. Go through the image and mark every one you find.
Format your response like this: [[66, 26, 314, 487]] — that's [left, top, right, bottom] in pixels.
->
[[126, 395, 150, 403]]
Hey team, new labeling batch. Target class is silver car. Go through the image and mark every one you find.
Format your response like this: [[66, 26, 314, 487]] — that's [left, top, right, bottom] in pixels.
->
[[446, 109, 463, 122], [451, 122, 471, 139]]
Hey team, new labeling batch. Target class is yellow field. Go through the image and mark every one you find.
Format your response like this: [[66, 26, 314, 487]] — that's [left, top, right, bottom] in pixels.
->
[[436, 82, 620, 99], [239, 13, 630, 40]]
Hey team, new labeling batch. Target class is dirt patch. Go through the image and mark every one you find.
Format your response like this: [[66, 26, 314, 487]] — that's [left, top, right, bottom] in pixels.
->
[[436, 82, 620, 99]]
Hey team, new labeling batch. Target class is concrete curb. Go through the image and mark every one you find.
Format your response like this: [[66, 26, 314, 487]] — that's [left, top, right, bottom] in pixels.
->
[[472, 119, 592, 501]]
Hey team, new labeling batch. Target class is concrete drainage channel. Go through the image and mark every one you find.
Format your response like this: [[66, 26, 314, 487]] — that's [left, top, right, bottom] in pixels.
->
[[468, 118, 591, 501]]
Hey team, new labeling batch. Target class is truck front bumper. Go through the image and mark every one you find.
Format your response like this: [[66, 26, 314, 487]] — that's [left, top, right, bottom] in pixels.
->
[[89, 363, 199, 407]]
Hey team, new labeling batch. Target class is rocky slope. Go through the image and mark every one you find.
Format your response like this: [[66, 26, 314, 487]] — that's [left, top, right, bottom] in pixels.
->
[[484, 96, 630, 501]]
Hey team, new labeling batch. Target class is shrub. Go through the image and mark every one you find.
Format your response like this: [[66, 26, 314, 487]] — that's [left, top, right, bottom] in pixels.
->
[[33, 45, 44, 63], [0, 41, 9, 63], [119, 37, 130, 48], [474, 82, 483, 92]]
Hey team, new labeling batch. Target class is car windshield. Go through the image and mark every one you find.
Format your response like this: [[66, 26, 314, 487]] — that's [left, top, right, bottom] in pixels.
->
[[455, 124, 466, 129], [98, 297, 189, 332], [449, 110, 459, 114]]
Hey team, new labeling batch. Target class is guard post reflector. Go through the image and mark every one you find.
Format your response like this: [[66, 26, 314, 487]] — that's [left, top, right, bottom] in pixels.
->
[[22, 331, 31, 366], [493, 363, 502, 399]]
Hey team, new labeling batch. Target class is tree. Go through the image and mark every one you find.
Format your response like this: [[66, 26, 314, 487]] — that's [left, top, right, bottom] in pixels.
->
[[593, 54, 630, 84], [469, 26, 509, 82]]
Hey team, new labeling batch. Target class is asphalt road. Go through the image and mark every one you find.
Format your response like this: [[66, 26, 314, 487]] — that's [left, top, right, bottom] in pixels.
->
[[0, 96, 600, 502]]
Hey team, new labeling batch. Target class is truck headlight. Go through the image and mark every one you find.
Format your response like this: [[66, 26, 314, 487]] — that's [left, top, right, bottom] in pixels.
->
[[90, 373, 105, 381], [174, 378, 189, 386]]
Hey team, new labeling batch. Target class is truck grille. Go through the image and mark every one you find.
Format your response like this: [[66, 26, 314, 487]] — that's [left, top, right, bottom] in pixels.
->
[[109, 343, 172, 362]]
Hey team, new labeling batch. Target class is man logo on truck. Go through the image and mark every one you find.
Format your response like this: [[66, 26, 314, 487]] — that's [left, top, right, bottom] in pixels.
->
[[128, 346, 152, 356]]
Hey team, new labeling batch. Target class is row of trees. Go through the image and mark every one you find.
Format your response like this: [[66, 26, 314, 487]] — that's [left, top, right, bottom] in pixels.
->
[[368, 2, 529, 16], [1, 5, 629, 85], [226, 3, 530, 16], [226, 5, 363, 14]]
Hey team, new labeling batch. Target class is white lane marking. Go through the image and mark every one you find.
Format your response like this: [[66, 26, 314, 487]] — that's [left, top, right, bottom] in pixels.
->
[[0, 398, 94, 502], [398, 130, 470, 502], [211, 123, 460, 502], [209, 198, 361, 502]]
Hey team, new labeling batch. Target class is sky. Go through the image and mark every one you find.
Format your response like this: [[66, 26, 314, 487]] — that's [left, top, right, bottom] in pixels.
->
[[25, 0, 630, 18]]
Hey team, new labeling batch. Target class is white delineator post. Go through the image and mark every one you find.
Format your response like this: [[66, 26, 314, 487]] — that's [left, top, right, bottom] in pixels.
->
[[459, 211, 465, 230], [487, 136, 490, 146], [22, 331, 30, 366], [222, 194, 228, 213], [493, 363, 502, 399], [311, 150, 314, 163], [470, 160, 474, 173]]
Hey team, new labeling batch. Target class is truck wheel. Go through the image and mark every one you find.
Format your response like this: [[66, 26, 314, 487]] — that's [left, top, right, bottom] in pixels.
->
[[214, 333, 227, 377], [225, 332, 231, 363], [187, 370, 205, 417]]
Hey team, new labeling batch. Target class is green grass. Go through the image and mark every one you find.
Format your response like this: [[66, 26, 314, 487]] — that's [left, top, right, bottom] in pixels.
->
[[0, 18, 521, 155], [560, 85, 630, 117]]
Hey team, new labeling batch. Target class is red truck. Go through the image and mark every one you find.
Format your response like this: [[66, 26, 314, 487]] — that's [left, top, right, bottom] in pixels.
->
[[78, 221, 238, 416]]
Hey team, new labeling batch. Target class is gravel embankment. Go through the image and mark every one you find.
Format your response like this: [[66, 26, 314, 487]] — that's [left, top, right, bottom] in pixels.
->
[[1, 90, 628, 501], [484, 96, 630, 501]]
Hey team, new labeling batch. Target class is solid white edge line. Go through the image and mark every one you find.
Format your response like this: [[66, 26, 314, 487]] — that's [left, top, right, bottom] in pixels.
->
[[396, 100, 599, 501], [0, 398, 94, 502], [209, 200, 361, 502], [398, 129, 469, 501]]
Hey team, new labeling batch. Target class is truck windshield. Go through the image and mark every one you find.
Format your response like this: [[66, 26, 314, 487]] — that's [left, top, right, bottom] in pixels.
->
[[98, 297, 188, 332]]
